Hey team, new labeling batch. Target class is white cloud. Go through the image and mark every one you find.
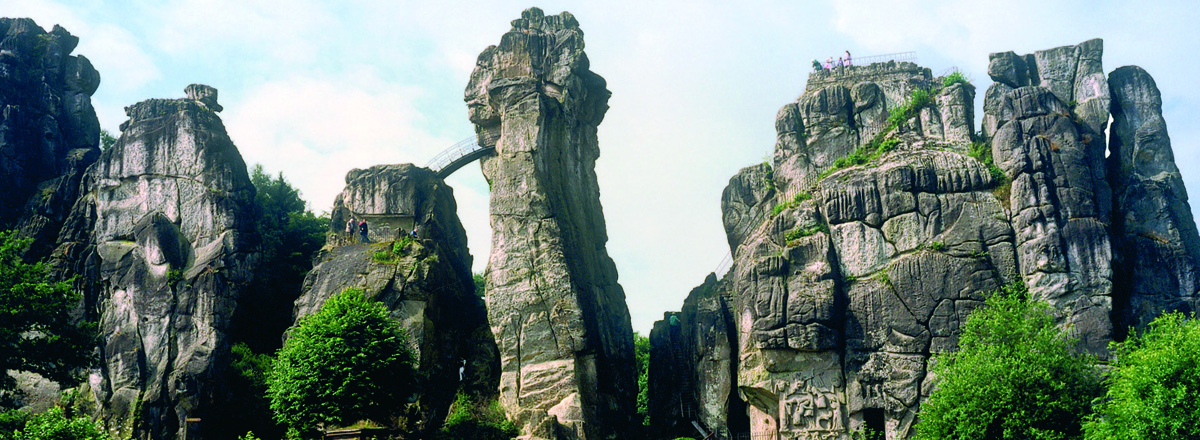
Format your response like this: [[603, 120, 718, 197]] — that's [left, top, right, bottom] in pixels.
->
[[146, 0, 333, 65], [223, 67, 454, 213]]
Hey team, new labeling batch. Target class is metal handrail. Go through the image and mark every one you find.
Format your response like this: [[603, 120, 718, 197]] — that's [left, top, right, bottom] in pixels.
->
[[424, 132, 500, 177], [842, 51, 917, 67]]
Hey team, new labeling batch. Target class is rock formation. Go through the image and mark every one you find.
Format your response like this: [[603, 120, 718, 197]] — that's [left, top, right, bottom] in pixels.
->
[[51, 85, 259, 440], [1108, 65, 1200, 336], [648, 275, 747, 439], [465, 8, 637, 440], [293, 163, 499, 434], [654, 39, 1199, 440], [0, 19, 101, 258]]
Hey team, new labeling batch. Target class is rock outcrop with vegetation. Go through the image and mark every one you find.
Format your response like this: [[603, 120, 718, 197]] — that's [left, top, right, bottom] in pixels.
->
[[293, 163, 498, 436], [655, 39, 1200, 440], [51, 85, 259, 440], [466, 7, 637, 440]]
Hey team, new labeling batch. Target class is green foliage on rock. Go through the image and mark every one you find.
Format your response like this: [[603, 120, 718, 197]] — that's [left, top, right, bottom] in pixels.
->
[[770, 192, 813, 217], [435, 393, 517, 440], [267, 288, 417, 436], [1083, 312, 1200, 440], [942, 70, 971, 88], [785, 222, 828, 245], [914, 282, 1102, 440], [4, 407, 112, 440], [634, 333, 650, 426], [0, 231, 95, 401]]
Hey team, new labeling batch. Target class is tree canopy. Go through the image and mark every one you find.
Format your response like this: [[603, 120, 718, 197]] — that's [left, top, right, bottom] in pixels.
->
[[1084, 312, 1200, 440], [0, 230, 94, 404], [914, 282, 1102, 440], [266, 288, 417, 436]]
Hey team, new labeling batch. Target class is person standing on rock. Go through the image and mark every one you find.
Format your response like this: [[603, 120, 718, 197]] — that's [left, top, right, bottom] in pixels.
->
[[359, 219, 369, 244], [844, 50, 852, 67], [345, 217, 356, 244], [825, 56, 834, 70]]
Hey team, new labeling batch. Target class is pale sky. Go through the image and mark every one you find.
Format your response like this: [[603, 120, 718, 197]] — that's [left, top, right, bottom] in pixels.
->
[[8, 0, 1199, 336]]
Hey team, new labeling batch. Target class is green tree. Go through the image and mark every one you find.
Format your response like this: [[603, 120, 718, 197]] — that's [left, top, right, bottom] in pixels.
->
[[0, 231, 95, 403], [634, 332, 650, 426], [1084, 312, 1200, 440], [914, 282, 1101, 440], [266, 288, 417, 436]]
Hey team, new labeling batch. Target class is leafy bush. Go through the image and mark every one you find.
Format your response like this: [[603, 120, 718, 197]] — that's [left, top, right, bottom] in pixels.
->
[[12, 408, 111, 440], [942, 70, 970, 88], [1083, 312, 1200, 440], [0, 231, 96, 397], [267, 288, 417, 435], [436, 394, 518, 440], [913, 282, 1101, 440], [927, 241, 946, 252]]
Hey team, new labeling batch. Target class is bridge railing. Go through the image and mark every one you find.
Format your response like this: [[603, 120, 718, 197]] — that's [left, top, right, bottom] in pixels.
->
[[425, 135, 486, 173], [845, 51, 917, 66]]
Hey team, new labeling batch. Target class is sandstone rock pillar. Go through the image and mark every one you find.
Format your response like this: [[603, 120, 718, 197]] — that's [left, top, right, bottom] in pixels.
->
[[1108, 65, 1200, 335], [465, 8, 636, 440]]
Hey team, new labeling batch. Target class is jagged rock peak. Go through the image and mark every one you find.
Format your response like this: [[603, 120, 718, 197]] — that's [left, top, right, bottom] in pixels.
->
[[510, 7, 579, 31], [0, 18, 101, 258]]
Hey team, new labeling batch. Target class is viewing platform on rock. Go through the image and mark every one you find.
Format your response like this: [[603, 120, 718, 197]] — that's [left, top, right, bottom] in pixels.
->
[[805, 52, 933, 92]]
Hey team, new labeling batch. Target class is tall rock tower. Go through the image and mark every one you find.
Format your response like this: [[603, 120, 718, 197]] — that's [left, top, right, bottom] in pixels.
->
[[465, 8, 636, 440], [53, 85, 259, 440]]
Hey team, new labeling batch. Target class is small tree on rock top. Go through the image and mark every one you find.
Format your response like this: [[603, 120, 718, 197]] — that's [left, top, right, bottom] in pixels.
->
[[266, 288, 417, 436]]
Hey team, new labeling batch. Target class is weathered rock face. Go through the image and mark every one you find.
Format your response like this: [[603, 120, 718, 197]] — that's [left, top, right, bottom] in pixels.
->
[[295, 164, 498, 433], [1108, 65, 1200, 336], [661, 39, 1199, 440], [0, 19, 101, 258], [648, 275, 747, 439], [51, 86, 258, 440], [466, 8, 636, 440]]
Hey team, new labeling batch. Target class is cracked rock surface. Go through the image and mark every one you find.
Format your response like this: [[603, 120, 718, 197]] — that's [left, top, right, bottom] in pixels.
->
[[466, 8, 635, 440]]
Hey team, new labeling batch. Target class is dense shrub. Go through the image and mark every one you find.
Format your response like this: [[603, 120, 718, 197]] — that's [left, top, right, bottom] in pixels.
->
[[1084, 312, 1200, 440], [10, 408, 111, 440], [914, 282, 1102, 440], [267, 288, 417, 436]]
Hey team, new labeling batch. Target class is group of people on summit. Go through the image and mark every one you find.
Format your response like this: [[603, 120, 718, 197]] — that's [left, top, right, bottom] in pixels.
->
[[813, 50, 852, 71], [343, 217, 418, 244]]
